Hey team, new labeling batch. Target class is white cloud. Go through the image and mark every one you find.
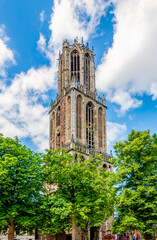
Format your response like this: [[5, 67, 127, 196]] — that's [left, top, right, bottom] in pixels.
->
[[48, 0, 109, 49], [96, 0, 157, 112], [107, 121, 127, 148], [0, 66, 56, 151], [109, 89, 142, 114], [0, 25, 15, 77], [40, 10, 45, 23], [37, 33, 46, 53]]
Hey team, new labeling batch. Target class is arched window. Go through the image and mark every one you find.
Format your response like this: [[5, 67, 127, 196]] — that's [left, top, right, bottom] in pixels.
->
[[71, 50, 80, 87], [86, 102, 94, 149], [52, 112, 55, 150], [76, 95, 82, 139], [84, 53, 90, 89], [67, 96, 71, 141], [50, 119, 52, 140], [56, 106, 60, 127], [56, 106, 60, 149], [98, 107, 103, 148]]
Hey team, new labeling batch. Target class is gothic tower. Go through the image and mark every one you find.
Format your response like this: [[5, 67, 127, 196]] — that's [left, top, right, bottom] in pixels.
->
[[49, 39, 113, 239], [49, 39, 111, 167]]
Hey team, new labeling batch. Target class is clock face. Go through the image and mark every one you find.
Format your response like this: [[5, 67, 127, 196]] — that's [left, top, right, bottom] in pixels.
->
[[86, 122, 95, 132]]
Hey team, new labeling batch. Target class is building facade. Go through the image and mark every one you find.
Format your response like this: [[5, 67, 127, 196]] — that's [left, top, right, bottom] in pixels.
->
[[49, 39, 113, 240], [49, 39, 111, 167]]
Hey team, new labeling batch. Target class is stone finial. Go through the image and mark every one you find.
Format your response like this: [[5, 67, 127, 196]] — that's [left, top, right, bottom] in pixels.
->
[[92, 46, 94, 54], [81, 37, 83, 45], [50, 100, 54, 109], [102, 94, 106, 105], [63, 39, 69, 48]]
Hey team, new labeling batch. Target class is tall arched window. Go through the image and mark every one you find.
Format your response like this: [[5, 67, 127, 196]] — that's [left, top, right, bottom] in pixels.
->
[[86, 102, 94, 148], [84, 53, 90, 89], [98, 107, 103, 148], [56, 106, 60, 127], [76, 95, 82, 139], [50, 119, 52, 140], [67, 96, 71, 141], [56, 106, 60, 149], [52, 112, 55, 150], [71, 50, 80, 87]]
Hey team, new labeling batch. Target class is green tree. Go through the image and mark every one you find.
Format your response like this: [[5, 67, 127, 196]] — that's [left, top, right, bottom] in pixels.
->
[[40, 149, 114, 240], [0, 134, 44, 240], [111, 130, 157, 240]]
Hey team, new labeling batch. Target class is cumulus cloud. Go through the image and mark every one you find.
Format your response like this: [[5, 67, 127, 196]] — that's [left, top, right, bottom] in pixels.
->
[[109, 89, 142, 114], [0, 25, 15, 77], [0, 66, 56, 151], [107, 121, 127, 148], [49, 0, 109, 48], [96, 0, 157, 113]]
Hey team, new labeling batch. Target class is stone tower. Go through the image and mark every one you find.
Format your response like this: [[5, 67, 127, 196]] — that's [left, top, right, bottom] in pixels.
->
[[49, 39, 112, 239], [49, 39, 110, 164]]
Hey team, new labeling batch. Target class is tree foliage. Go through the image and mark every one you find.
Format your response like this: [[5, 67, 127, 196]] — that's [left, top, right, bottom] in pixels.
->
[[0, 134, 44, 239], [40, 149, 114, 239], [111, 130, 157, 240]]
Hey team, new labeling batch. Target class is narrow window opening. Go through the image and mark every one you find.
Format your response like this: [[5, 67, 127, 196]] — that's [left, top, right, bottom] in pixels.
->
[[84, 53, 90, 90], [76, 95, 82, 139], [56, 106, 60, 127], [71, 50, 80, 87], [52, 112, 55, 150], [67, 96, 71, 141], [98, 107, 103, 148], [86, 102, 94, 149]]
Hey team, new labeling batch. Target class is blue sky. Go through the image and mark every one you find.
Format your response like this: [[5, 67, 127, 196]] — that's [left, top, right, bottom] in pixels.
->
[[0, 0, 156, 153]]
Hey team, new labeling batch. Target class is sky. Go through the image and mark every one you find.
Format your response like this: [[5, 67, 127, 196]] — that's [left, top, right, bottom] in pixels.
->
[[0, 0, 157, 153]]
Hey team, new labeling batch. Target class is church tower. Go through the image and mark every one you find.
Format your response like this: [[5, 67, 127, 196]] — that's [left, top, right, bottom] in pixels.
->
[[49, 39, 110, 166], [49, 39, 113, 239]]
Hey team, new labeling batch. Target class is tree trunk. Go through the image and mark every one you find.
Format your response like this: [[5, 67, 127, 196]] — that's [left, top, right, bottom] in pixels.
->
[[84, 231, 89, 240], [8, 219, 14, 240], [72, 215, 76, 240], [129, 232, 132, 240]]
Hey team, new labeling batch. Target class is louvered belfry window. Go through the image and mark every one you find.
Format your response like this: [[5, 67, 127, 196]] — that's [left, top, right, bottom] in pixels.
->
[[71, 50, 80, 87], [84, 53, 90, 89]]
